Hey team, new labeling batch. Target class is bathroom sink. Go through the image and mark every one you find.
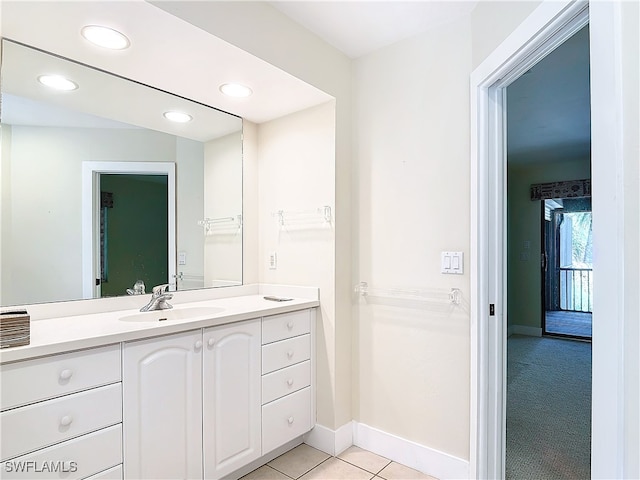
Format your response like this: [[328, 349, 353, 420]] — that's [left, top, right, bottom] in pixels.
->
[[120, 306, 225, 323]]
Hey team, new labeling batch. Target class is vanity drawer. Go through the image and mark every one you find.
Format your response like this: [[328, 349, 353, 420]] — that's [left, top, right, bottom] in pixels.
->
[[262, 310, 311, 345], [1, 344, 121, 411], [262, 334, 310, 374], [85, 464, 123, 480], [262, 387, 311, 454], [1, 383, 122, 461], [3, 424, 122, 480], [262, 360, 311, 405]]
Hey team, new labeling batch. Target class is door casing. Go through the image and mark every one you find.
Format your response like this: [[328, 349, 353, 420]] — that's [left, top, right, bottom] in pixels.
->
[[470, 1, 627, 478]]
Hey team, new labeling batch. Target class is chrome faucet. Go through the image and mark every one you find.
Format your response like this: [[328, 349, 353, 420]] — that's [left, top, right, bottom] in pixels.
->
[[140, 284, 173, 312]]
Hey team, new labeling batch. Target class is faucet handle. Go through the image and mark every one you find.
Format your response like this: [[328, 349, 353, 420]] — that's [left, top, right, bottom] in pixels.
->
[[152, 284, 170, 296]]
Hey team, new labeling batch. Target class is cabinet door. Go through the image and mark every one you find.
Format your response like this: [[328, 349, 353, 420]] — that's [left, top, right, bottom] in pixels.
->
[[203, 319, 261, 479], [123, 330, 203, 480]]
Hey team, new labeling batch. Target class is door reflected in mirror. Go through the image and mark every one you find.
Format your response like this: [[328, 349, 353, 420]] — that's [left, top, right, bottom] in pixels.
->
[[0, 40, 243, 307], [99, 173, 169, 298]]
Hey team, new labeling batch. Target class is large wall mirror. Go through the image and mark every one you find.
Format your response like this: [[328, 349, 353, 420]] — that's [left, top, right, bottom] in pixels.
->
[[0, 40, 243, 307]]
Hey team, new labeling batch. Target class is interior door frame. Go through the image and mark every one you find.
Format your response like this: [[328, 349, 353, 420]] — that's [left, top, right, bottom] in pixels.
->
[[81, 161, 176, 299], [470, 1, 626, 478]]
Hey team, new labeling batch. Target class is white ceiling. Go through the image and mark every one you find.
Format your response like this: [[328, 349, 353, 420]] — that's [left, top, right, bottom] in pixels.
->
[[270, 1, 590, 165], [507, 25, 591, 164], [270, 1, 478, 58]]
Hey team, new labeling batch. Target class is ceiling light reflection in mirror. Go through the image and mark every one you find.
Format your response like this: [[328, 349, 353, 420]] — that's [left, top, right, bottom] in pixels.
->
[[37, 74, 79, 91], [0, 40, 243, 307]]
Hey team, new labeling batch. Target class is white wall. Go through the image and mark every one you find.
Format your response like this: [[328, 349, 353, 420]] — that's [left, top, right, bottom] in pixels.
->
[[0, 126, 203, 304], [154, 1, 354, 431], [176, 137, 205, 289], [619, 2, 640, 475], [353, 17, 472, 461], [242, 120, 259, 285], [470, 1, 542, 70], [0, 124, 10, 305], [204, 131, 243, 286], [257, 101, 337, 428], [590, 1, 640, 476]]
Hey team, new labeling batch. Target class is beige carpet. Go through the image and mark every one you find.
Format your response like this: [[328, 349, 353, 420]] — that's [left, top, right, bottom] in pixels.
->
[[506, 335, 591, 479]]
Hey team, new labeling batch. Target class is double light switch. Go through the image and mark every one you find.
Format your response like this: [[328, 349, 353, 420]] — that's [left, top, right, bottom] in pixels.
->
[[441, 251, 464, 274]]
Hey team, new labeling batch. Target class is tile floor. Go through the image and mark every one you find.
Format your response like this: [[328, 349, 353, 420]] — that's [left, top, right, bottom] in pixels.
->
[[241, 444, 437, 480]]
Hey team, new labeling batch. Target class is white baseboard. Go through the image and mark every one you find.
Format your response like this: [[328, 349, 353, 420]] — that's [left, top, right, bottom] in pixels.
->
[[305, 422, 468, 479], [304, 422, 353, 456], [335, 421, 354, 455], [353, 422, 469, 480], [510, 324, 542, 337]]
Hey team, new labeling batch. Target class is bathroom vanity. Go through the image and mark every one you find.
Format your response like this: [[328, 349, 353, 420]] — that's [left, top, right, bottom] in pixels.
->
[[0, 286, 318, 479]]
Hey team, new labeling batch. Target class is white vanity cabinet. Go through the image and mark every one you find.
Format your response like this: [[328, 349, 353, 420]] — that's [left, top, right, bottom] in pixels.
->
[[0, 301, 317, 480], [122, 310, 315, 479], [122, 329, 203, 480], [203, 319, 261, 479], [0, 344, 123, 479]]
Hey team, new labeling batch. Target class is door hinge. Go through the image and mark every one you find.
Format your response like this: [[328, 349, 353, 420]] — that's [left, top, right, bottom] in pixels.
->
[[489, 304, 495, 316]]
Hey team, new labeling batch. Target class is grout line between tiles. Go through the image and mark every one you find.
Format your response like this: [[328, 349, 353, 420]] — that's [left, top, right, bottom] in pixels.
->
[[262, 464, 295, 480], [300, 456, 334, 479], [337, 457, 392, 475], [270, 456, 332, 480]]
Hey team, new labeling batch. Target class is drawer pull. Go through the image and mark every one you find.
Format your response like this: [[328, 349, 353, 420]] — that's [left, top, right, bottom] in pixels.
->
[[60, 415, 73, 427], [207, 338, 216, 347], [287, 321, 294, 330], [287, 378, 294, 386], [288, 416, 294, 425], [59, 369, 73, 381], [287, 350, 294, 359], [195, 340, 203, 350]]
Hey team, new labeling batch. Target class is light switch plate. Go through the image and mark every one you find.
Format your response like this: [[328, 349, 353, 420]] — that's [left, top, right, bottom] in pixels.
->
[[441, 251, 464, 274], [268, 252, 277, 270]]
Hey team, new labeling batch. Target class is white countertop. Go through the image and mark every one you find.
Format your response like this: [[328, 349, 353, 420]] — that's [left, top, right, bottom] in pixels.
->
[[0, 285, 319, 364]]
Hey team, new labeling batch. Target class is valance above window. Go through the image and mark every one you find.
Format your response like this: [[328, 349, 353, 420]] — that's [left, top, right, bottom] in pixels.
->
[[530, 179, 591, 201]]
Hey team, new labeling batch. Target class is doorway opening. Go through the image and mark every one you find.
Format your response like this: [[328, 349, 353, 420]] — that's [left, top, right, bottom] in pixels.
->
[[81, 161, 176, 299], [504, 20, 592, 479], [99, 174, 169, 297], [543, 198, 593, 339]]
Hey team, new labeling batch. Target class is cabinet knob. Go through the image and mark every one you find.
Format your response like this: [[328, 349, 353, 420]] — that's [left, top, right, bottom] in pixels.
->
[[59, 369, 73, 381], [195, 340, 203, 350], [60, 415, 73, 427], [287, 378, 294, 386], [207, 338, 215, 347], [288, 416, 294, 425], [287, 350, 294, 359], [287, 322, 294, 330]]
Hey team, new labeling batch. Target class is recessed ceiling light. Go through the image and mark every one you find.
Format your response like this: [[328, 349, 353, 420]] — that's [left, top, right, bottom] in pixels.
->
[[37, 75, 78, 91], [81, 25, 130, 50], [163, 111, 192, 123], [219, 83, 253, 98]]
